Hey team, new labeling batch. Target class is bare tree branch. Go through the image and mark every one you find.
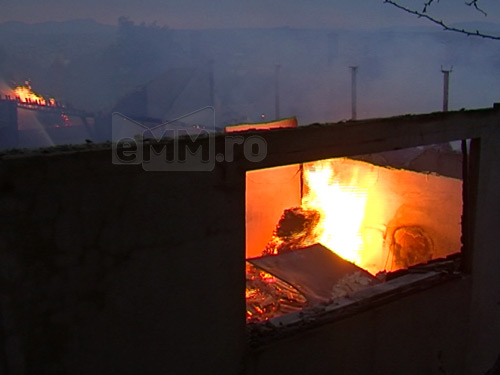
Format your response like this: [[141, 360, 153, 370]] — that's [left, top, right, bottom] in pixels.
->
[[465, 0, 487, 17], [384, 0, 500, 40], [422, 0, 438, 14]]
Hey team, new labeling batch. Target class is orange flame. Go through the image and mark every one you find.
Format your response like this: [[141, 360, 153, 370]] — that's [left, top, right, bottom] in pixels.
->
[[14, 82, 56, 106], [247, 156, 462, 321], [302, 158, 380, 273]]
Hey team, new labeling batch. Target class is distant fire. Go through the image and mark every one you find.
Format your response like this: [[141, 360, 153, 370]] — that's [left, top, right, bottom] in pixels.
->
[[13, 81, 56, 107]]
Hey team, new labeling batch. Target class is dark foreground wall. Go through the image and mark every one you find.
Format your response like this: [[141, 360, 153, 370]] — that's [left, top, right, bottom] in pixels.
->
[[0, 149, 247, 374], [249, 279, 471, 375], [1, 107, 500, 375]]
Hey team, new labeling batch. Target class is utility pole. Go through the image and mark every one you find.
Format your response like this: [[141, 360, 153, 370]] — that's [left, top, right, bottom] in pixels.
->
[[275, 64, 281, 120], [209, 59, 215, 108], [441, 66, 452, 112], [350, 66, 358, 120]]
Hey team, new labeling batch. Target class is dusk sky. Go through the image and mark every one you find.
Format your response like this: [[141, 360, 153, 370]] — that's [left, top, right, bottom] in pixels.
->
[[1, 0, 500, 29]]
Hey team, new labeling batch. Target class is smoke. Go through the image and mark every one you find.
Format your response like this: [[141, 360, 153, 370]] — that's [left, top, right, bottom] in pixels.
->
[[17, 109, 55, 148], [0, 77, 13, 95], [1, 18, 499, 139]]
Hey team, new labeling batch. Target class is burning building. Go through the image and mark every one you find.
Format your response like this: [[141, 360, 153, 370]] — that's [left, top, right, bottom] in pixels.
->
[[0, 106, 499, 374], [0, 82, 96, 149]]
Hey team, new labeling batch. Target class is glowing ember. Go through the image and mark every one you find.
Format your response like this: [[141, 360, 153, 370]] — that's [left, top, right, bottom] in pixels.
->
[[14, 82, 56, 106], [245, 263, 307, 323]]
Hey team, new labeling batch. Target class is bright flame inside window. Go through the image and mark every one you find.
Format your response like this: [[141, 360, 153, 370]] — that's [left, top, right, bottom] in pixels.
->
[[246, 154, 463, 323], [302, 159, 374, 267]]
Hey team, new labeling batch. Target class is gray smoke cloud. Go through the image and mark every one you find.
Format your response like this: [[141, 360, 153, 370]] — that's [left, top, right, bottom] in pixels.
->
[[0, 1, 499, 148]]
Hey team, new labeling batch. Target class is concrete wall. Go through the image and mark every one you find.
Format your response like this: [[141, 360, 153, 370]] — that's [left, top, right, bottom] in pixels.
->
[[466, 124, 500, 373], [0, 107, 499, 375], [0, 150, 246, 375], [248, 279, 471, 375]]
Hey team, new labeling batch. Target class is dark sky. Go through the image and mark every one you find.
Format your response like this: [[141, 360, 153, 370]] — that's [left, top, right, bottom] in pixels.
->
[[1, 0, 499, 29]]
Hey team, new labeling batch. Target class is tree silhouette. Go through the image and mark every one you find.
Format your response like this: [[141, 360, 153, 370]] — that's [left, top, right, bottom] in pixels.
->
[[384, 0, 500, 40]]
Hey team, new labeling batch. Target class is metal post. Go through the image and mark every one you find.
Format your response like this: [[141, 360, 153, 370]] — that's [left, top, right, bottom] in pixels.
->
[[275, 64, 281, 120], [350, 66, 358, 120], [441, 66, 452, 112], [209, 59, 215, 108]]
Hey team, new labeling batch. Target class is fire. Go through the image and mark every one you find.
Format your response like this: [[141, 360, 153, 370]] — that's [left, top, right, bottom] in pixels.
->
[[258, 158, 383, 274], [14, 81, 56, 106], [247, 156, 463, 322], [302, 158, 378, 271], [246, 262, 306, 323]]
